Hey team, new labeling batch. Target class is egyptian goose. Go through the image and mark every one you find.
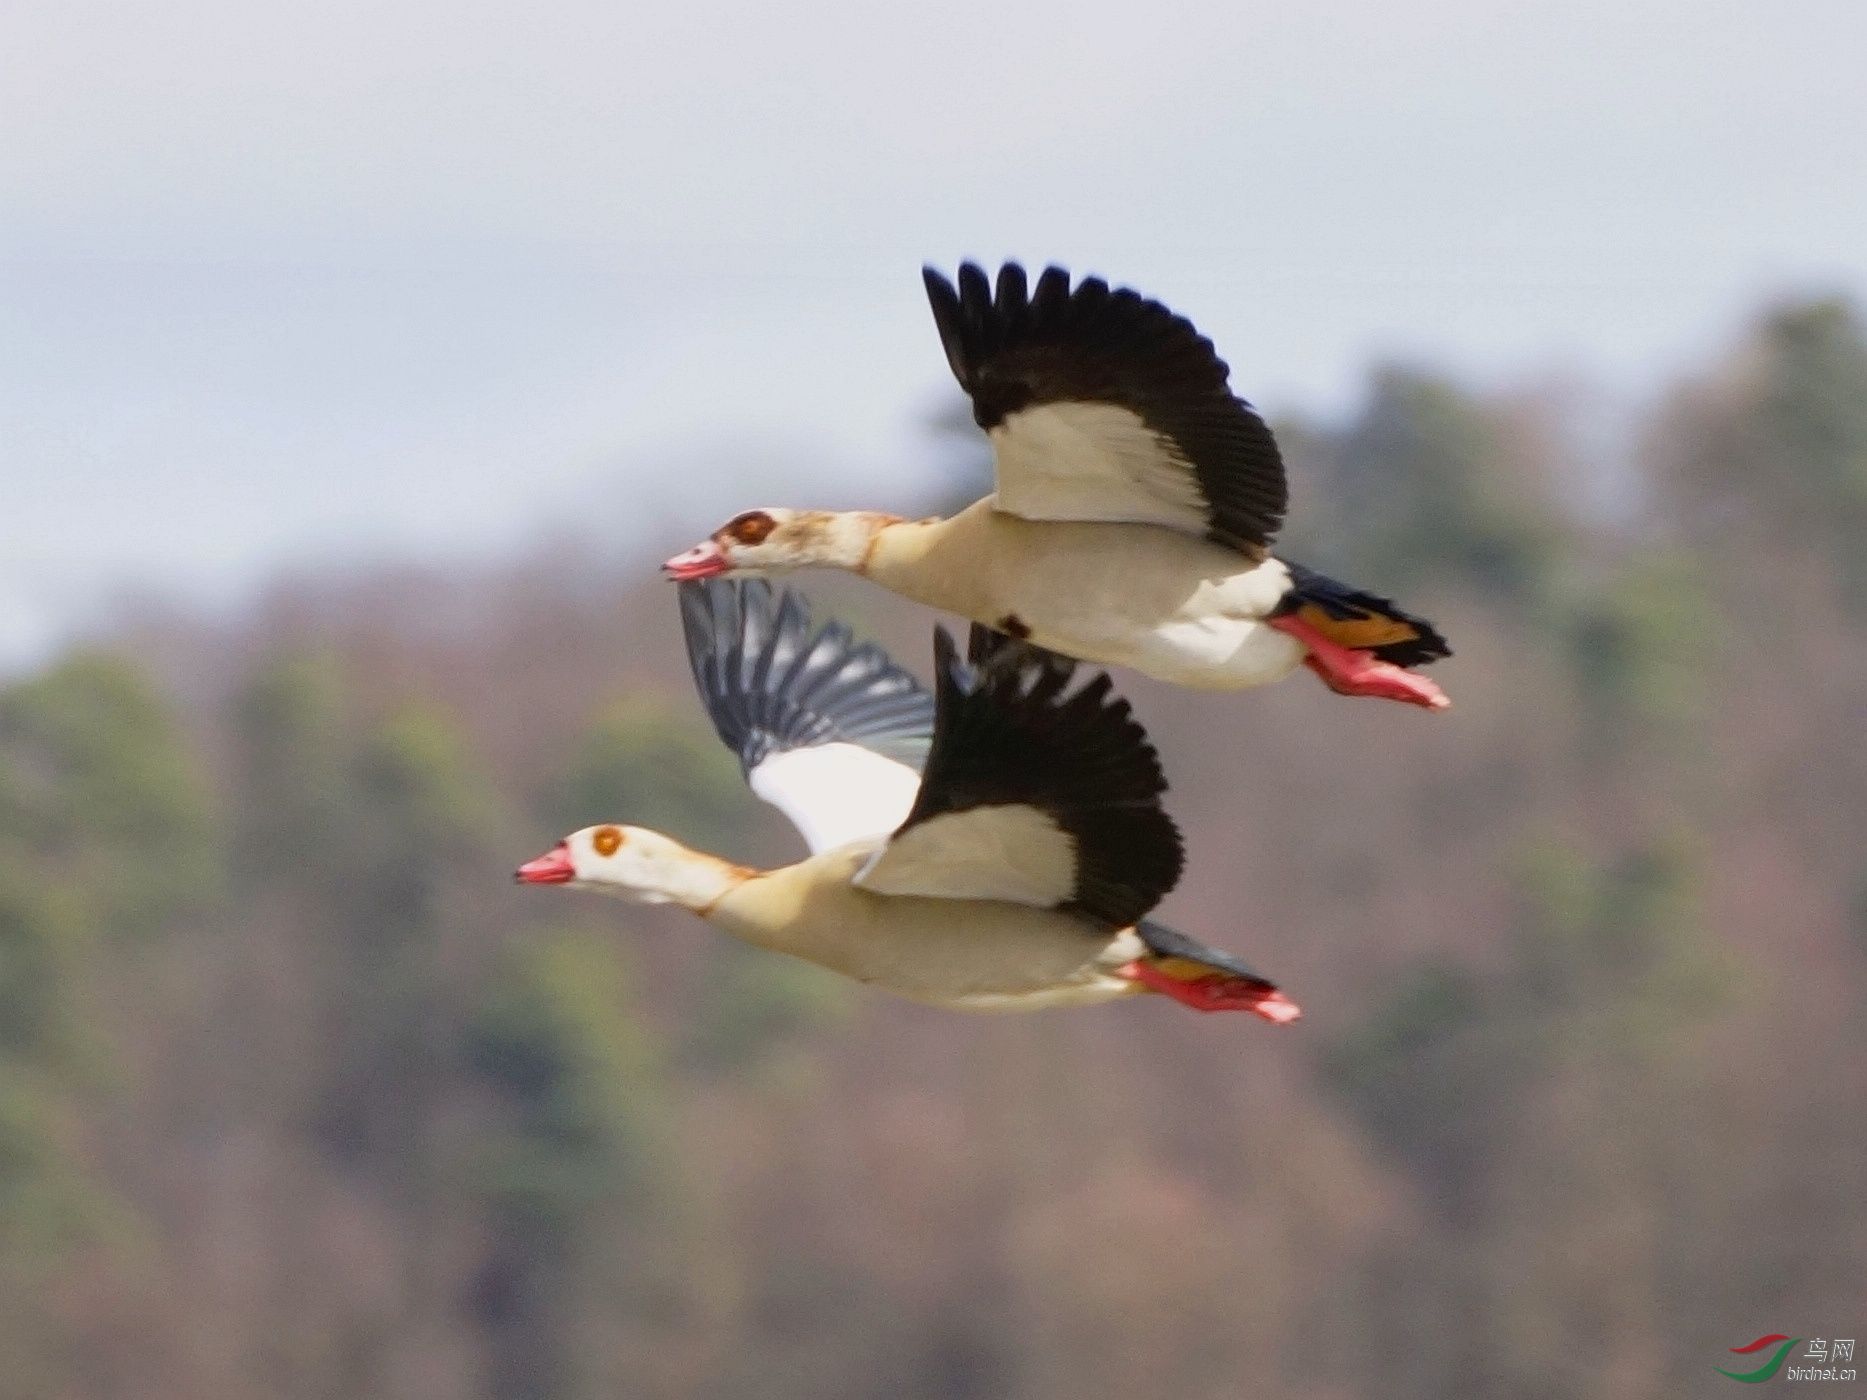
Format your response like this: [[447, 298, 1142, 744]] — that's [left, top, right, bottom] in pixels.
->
[[515, 579, 1298, 1020], [663, 262, 1451, 708]]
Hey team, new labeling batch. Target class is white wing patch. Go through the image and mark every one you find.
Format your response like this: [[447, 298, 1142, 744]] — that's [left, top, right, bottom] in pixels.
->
[[748, 743, 923, 856], [853, 804, 1077, 908], [990, 401, 1209, 534]]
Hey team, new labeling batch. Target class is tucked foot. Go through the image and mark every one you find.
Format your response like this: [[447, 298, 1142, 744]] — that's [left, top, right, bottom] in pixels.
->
[[1301, 652, 1449, 709], [1122, 960, 1302, 1024], [1268, 613, 1450, 710]]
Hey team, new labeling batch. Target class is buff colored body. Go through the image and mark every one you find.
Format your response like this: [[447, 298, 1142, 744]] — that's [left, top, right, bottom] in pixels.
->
[[862, 501, 1304, 691], [663, 262, 1450, 709], [640, 840, 1150, 1012]]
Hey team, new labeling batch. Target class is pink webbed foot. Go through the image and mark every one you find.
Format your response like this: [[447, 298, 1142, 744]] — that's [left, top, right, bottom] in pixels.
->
[[1267, 614, 1450, 710], [1121, 960, 1303, 1024]]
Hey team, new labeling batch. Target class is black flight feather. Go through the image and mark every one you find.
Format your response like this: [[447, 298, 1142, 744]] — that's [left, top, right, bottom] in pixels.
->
[[923, 260, 1288, 555], [891, 624, 1184, 931]]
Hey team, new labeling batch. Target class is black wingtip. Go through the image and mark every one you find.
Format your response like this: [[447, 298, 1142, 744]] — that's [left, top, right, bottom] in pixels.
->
[[917, 258, 1288, 552], [923, 267, 969, 385], [903, 626, 1183, 929], [932, 623, 961, 680], [994, 262, 1028, 316]]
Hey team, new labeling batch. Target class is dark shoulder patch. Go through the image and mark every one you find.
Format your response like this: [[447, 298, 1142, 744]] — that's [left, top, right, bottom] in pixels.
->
[[922, 260, 1288, 554], [891, 625, 1183, 930]]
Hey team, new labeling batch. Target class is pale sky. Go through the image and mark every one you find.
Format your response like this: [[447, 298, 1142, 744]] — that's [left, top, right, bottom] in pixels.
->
[[4, 0, 1865, 664]]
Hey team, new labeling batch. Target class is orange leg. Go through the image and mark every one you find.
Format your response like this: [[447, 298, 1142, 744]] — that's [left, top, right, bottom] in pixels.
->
[[1121, 960, 1302, 1024], [1267, 614, 1450, 710]]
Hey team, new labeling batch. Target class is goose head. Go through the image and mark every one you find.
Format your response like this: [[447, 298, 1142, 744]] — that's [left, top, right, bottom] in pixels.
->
[[663, 508, 894, 579], [515, 824, 746, 910]]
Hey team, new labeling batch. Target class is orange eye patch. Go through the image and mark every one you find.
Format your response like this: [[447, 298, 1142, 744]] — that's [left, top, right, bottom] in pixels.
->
[[592, 825, 624, 857]]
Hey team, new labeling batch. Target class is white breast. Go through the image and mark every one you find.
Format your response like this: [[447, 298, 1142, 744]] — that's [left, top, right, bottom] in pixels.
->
[[983, 528, 1305, 689]]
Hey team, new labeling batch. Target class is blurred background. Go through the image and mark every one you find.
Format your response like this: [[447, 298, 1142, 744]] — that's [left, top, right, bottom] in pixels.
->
[[4, 0, 1865, 1396]]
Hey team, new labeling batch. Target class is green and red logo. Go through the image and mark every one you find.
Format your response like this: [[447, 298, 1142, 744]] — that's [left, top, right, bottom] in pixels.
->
[[1718, 1334, 1801, 1383]]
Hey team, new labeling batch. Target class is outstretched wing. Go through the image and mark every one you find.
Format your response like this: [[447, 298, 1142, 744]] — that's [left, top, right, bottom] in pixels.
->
[[679, 579, 933, 854], [854, 625, 1183, 930], [923, 261, 1287, 555]]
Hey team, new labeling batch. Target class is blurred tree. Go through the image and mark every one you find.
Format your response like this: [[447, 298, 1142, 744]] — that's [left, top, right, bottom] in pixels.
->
[[0, 299, 1861, 1400], [0, 654, 213, 1393], [318, 705, 499, 1169], [467, 932, 669, 1234], [1665, 297, 1867, 609], [1289, 367, 1568, 609], [229, 651, 351, 887], [552, 696, 747, 847], [1563, 551, 1712, 757], [679, 941, 853, 1081], [465, 930, 677, 1400], [1327, 833, 1731, 1399], [0, 652, 217, 938]]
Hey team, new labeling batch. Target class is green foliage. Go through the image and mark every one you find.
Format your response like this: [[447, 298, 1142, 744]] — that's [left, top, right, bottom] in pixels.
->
[[554, 696, 749, 850], [0, 652, 217, 936], [1744, 301, 1867, 536], [234, 655, 499, 927], [0, 876, 89, 1070], [313, 702, 505, 1166], [1510, 837, 1730, 1040], [347, 705, 500, 940], [681, 943, 854, 1077], [358, 707, 498, 850], [0, 653, 212, 1289], [1325, 959, 1491, 1163], [1564, 550, 1712, 747], [1331, 834, 1729, 1160], [0, 294, 1860, 1397], [1299, 369, 1575, 616], [230, 652, 351, 880], [1307, 367, 1567, 607], [0, 1068, 119, 1262], [1681, 298, 1867, 608], [466, 931, 671, 1231]]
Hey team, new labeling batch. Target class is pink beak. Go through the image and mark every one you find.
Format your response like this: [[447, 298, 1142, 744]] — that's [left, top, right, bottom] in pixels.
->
[[662, 538, 728, 581], [514, 842, 575, 885]]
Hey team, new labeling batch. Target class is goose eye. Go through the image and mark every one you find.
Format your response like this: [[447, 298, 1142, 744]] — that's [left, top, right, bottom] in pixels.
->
[[724, 511, 776, 545], [592, 826, 624, 857]]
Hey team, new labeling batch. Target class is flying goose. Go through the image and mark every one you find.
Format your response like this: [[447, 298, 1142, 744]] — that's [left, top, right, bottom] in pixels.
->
[[664, 261, 1450, 709], [515, 579, 1298, 1020]]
